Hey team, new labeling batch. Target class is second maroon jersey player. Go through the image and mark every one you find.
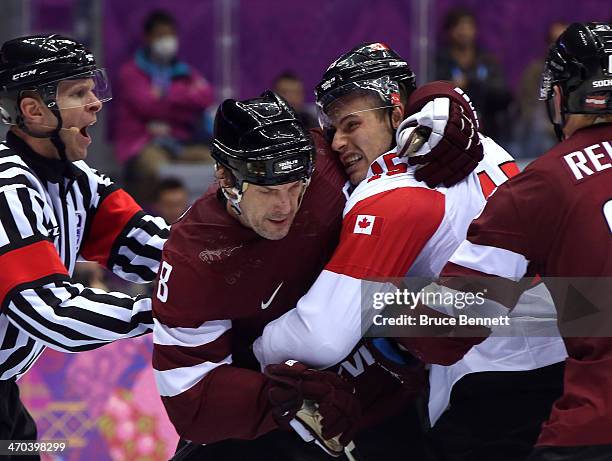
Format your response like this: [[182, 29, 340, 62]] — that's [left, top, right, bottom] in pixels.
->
[[437, 122, 612, 447]]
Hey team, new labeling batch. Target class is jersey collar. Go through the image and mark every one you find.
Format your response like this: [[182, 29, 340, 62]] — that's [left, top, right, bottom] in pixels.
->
[[364, 148, 414, 182], [5, 131, 84, 183]]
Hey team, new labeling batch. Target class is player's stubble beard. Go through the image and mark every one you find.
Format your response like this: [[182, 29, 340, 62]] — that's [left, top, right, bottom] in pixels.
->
[[228, 200, 298, 241]]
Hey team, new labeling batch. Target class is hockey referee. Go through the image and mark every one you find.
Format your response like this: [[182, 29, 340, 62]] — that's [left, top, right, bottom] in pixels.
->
[[0, 34, 169, 459]]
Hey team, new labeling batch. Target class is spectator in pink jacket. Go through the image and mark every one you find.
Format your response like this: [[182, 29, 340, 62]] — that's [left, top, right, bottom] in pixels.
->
[[115, 10, 214, 203]]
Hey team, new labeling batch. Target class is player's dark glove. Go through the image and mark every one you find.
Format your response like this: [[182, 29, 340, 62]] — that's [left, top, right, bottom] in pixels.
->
[[264, 360, 361, 455], [366, 337, 427, 395], [397, 97, 483, 188]]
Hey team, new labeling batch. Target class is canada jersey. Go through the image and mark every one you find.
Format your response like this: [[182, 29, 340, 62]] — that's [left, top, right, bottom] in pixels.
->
[[444, 122, 612, 446], [151, 146, 346, 444], [335, 136, 515, 280], [255, 134, 568, 431], [257, 136, 519, 369]]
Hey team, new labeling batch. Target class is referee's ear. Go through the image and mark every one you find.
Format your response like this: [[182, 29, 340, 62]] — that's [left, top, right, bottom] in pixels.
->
[[19, 92, 47, 125]]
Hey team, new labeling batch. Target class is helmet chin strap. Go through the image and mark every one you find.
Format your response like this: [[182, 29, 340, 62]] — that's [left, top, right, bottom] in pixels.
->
[[297, 178, 310, 208], [553, 123, 565, 142], [48, 104, 68, 161], [17, 99, 69, 161], [222, 182, 247, 216], [388, 110, 396, 149], [214, 163, 247, 215], [546, 92, 566, 142], [553, 109, 567, 141]]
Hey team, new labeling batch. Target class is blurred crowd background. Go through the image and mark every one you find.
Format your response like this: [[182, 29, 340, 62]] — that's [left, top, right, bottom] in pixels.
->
[[3, 1, 610, 460]]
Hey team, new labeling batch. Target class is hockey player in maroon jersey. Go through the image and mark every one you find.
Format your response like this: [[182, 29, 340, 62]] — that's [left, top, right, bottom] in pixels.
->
[[152, 91, 365, 460], [397, 22, 612, 461], [254, 42, 567, 460]]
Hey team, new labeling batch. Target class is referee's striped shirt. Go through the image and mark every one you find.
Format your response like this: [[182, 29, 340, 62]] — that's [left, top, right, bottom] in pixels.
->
[[0, 131, 169, 380]]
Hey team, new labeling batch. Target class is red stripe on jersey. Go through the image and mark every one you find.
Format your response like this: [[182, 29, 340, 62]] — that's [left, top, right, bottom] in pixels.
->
[[500, 161, 520, 179], [0, 240, 68, 306], [327, 187, 444, 279], [80, 189, 142, 268], [530, 274, 542, 286], [477, 171, 497, 198], [153, 331, 232, 371]]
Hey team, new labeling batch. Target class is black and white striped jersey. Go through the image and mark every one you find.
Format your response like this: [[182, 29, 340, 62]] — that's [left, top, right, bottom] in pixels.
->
[[0, 132, 169, 380]]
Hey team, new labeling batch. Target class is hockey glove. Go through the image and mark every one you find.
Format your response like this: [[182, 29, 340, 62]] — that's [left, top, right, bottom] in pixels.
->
[[397, 97, 483, 188], [264, 360, 361, 456]]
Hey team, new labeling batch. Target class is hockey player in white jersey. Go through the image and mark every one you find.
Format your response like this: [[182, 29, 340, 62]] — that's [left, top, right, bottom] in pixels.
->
[[254, 43, 567, 460]]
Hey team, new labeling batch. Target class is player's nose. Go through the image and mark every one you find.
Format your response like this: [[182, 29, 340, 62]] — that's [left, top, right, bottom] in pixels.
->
[[331, 130, 347, 153], [273, 191, 293, 215]]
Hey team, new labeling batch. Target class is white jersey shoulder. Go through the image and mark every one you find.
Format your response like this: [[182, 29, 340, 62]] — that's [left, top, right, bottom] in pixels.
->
[[343, 140, 513, 277]]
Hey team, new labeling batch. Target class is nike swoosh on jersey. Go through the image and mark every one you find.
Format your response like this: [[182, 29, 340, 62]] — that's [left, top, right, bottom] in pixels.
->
[[261, 282, 284, 310]]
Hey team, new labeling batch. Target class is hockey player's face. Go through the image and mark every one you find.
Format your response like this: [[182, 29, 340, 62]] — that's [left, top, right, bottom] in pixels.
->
[[328, 94, 396, 185], [239, 181, 305, 240]]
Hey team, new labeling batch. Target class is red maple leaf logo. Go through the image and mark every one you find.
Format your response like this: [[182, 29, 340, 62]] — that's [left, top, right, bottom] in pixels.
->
[[358, 217, 371, 229]]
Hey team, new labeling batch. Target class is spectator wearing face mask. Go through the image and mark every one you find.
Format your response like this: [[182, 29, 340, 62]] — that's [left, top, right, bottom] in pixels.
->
[[115, 9, 214, 204]]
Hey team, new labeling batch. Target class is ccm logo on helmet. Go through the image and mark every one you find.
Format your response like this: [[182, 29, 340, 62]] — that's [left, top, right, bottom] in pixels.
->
[[592, 79, 612, 88], [12, 69, 38, 81]]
